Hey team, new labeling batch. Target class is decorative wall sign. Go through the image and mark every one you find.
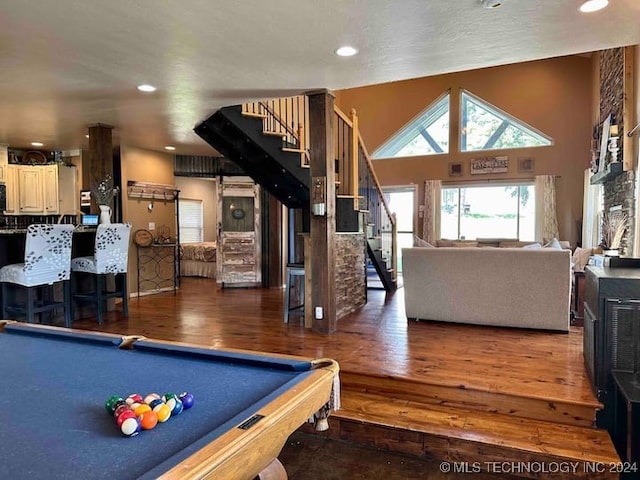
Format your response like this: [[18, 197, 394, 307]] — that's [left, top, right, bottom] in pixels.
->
[[470, 156, 508, 175]]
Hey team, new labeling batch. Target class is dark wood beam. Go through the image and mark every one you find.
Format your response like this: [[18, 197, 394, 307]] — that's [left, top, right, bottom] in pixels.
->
[[87, 124, 114, 201], [307, 90, 337, 334]]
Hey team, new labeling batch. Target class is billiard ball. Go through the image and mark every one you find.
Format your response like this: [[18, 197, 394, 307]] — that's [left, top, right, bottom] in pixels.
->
[[113, 404, 132, 419], [120, 416, 141, 437], [134, 404, 151, 417], [105, 395, 123, 414], [126, 393, 144, 405], [144, 393, 161, 405], [170, 398, 183, 416], [148, 399, 164, 410], [116, 409, 137, 428], [154, 403, 171, 423], [179, 392, 194, 409], [139, 410, 158, 430]]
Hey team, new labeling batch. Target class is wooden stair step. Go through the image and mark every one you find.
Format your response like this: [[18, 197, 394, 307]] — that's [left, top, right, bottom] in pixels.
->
[[282, 147, 305, 153], [332, 391, 619, 479], [340, 372, 600, 428], [262, 130, 286, 138]]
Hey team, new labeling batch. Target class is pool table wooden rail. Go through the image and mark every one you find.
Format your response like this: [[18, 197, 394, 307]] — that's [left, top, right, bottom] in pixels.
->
[[0, 321, 340, 480]]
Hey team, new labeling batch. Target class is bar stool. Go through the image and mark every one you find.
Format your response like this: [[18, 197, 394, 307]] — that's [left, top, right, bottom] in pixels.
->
[[70, 223, 131, 325], [0, 224, 74, 326], [284, 263, 305, 323]]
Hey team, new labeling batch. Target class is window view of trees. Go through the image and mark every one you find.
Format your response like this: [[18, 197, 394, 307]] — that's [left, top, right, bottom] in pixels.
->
[[441, 185, 535, 240], [460, 90, 552, 152]]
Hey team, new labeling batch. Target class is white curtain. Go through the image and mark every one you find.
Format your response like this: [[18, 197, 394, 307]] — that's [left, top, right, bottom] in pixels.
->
[[534, 175, 560, 243], [422, 180, 441, 245], [582, 169, 602, 248]]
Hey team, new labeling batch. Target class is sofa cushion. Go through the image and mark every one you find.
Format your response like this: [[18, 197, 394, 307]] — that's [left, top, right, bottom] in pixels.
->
[[413, 235, 434, 248]]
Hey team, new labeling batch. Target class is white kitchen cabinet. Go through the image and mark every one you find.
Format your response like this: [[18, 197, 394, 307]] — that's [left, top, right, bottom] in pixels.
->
[[4, 164, 77, 215]]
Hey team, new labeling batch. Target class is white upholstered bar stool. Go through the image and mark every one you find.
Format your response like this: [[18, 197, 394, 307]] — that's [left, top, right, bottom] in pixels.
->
[[0, 224, 74, 326], [70, 223, 132, 325]]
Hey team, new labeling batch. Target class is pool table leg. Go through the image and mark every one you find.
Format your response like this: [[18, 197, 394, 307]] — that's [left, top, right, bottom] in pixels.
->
[[254, 459, 287, 480]]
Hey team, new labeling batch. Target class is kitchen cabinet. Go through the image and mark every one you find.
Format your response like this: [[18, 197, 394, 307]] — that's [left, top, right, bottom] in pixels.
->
[[5, 164, 76, 215], [0, 144, 7, 183], [4, 165, 18, 214], [18, 166, 44, 213]]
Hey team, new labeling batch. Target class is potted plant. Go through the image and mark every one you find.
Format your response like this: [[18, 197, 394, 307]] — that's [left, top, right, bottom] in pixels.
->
[[600, 211, 628, 256], [92, 175, 117, 224]]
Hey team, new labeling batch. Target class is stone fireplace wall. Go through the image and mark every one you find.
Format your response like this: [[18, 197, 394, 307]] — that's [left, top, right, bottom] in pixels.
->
[[600, 48, 636, 254]]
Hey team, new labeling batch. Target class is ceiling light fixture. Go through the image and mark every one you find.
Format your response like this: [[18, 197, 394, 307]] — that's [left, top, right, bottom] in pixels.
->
[[579, 0, 609, 12], [164, 145, 176, 151], [480, 0, 503, 8], [31, 142, 44, 147], [335, 46, 358, 57], [137, 84, 157, 92]]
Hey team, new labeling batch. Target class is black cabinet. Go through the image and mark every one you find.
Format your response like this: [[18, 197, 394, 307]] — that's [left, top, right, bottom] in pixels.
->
[[584, 266, 640, 432]]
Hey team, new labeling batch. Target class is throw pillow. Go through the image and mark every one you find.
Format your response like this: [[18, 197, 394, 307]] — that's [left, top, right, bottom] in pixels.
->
[[522, 243, 542, 249], [572, 247, 594, 272], [413, 235, 434, 248], [543, 238, 562, 250]]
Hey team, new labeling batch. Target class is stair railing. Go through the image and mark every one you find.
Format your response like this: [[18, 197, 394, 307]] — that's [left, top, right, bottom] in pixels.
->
[[242, 95, 396, 281], [243, 96, 309, 166], [333, 106, 397, 281]]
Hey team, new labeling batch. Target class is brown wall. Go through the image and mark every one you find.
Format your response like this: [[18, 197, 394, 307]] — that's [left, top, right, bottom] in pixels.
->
[[335, 55, 594, 247], [120, 145, 176, 295]]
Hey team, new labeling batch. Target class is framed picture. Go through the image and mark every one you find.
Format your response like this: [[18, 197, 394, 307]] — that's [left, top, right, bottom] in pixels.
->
[[518, 157, 535, 174], [448, 162, 463, 177]]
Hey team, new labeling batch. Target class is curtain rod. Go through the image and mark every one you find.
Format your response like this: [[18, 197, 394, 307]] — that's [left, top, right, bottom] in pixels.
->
[[442, 175, 560, 185], [628, 122, 640, 137]]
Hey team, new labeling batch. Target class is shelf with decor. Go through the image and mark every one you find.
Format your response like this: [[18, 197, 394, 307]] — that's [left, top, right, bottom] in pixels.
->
[[590, 161, 623, 185]]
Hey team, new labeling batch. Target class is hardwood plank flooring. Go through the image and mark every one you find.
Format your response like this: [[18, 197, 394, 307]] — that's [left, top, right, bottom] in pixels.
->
[[65, 277, 621, 478], [72, 277, 596, 410]]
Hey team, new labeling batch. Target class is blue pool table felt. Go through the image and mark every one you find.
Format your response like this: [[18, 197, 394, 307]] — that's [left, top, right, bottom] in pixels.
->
[[0, 325, 314, 479]]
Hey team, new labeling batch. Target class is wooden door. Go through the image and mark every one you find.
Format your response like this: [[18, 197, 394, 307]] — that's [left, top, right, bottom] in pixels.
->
[[217, 177, 261, 287]]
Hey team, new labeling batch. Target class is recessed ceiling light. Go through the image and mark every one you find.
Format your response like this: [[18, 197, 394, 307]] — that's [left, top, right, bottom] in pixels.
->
[[579, 0, 608, 12], [164, 145, 176, 151], [137, 84, 157, 92], [335, 46, 358, 57], [31, 142, 44, 147]]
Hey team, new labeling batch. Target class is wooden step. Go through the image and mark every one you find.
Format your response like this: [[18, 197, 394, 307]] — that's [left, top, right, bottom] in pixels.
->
[[262, 130, 286, 138], [325, 391, 620, 480], [341, 372, 599, 428], [282, 147, 305, 153]]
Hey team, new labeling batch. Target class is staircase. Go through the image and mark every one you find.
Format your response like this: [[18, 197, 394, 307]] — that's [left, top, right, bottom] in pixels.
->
[[195, 96, 397, 292]]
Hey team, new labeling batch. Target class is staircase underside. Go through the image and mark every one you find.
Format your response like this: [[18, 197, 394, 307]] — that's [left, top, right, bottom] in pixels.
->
[[195, 106, 309, 209], [302, 371, 619, 479]]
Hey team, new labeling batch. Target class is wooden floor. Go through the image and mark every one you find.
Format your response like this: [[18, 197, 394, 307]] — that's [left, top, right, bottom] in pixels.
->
[[68, 277, 621, 479]]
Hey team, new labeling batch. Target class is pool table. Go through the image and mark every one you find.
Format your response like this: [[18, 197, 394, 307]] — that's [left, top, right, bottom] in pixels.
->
[[0, 321, 339, 480]]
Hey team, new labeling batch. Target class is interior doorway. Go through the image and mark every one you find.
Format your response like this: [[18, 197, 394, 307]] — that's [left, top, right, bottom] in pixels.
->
[[383, 186, 416, 273]]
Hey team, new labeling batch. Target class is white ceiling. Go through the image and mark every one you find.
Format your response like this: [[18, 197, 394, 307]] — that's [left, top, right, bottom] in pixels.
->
[[0, 0, 638, 155]]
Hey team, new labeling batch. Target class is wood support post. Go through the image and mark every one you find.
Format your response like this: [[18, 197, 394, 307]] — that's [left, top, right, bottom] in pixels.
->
[[307, 90, 337, 334], [87, 123, 114, 209]]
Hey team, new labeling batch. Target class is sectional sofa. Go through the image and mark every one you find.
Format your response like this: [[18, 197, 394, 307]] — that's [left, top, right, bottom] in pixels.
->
[[402, 247, 572, 332]]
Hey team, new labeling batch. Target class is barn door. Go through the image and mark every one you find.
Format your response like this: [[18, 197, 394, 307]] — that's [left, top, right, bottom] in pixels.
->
[[217, 176, 261, 287]]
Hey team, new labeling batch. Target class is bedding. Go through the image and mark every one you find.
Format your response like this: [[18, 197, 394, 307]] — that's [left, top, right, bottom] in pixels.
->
[[179, 242, 217, 278]]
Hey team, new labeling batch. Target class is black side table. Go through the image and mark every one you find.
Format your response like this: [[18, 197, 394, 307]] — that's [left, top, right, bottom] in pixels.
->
[[612, 370, 640, 463]]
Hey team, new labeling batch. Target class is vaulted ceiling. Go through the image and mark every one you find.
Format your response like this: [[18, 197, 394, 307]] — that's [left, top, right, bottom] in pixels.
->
[[0, 0, 638, 155]]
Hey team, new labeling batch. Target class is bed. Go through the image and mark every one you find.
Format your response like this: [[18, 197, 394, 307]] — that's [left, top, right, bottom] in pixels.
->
[[179, 242, 217, 278]]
